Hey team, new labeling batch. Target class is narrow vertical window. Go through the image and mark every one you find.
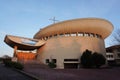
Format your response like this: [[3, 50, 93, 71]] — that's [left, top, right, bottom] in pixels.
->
[[52, 59, 57, 63], [46, 59, 49, 63]]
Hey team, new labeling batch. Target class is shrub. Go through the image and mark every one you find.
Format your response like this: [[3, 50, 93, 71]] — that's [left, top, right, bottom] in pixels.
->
[[92, 52, 106, 68], [3, 61, 24, 70], [80, 50, 106, 68], [80, 49, 93, 68], [48, 61, 56, 68], [12, 62, 24, 70], [3, 58, 11, 63]]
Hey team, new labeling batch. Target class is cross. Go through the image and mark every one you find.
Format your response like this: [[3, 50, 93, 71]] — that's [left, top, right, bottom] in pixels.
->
[[49, 17, 59, 24]]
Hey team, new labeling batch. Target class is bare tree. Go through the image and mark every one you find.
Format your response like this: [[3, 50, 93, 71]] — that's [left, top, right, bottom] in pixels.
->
[[110, 28, 120, 45]]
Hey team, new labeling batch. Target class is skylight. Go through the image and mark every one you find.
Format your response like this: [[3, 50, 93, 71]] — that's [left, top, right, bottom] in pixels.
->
[[21, 39, 37, 45]]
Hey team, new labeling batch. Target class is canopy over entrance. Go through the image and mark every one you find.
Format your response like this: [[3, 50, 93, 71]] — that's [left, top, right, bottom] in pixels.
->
[[4, 35, 46, 50]]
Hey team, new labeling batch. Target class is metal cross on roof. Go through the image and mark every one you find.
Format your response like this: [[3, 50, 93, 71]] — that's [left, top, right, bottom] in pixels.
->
[[49, 17, 59, 24]]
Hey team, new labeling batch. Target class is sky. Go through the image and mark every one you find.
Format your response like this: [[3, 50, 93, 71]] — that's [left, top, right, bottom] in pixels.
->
[[0, 0, 120, 57]]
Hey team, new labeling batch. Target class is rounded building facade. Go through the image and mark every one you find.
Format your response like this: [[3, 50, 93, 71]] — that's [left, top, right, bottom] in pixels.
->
[[34, 18, 113, 69]]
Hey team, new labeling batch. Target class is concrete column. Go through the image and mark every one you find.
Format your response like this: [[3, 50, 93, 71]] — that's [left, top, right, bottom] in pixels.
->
[[13, 46, 17, 57], [76, 32, 78, 36]]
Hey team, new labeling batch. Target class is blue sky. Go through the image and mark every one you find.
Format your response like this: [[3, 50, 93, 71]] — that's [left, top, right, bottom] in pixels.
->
[[0, 0, 120, 57]]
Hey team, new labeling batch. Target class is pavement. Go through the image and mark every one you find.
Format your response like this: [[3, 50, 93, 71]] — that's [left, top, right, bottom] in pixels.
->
[[1, 61, 120, 80], [0, 64, 36, 80], [23, 63, 120, 80]]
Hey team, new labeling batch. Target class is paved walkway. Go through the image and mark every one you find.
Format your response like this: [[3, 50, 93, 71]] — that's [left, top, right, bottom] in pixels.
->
[[0, 64, 35, 80], [24, 63, 120, 80]]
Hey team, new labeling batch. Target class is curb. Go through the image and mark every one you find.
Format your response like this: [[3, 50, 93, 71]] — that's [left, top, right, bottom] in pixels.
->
[[13, 68, 40, 80], [2, 63, 40, 80]]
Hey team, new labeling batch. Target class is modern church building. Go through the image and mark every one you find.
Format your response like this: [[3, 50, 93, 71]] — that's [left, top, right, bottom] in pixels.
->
[[4, 18, 113, 69]]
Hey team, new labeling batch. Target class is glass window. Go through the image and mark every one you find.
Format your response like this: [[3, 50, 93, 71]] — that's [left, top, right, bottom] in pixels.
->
[[65, 33, 70, 37], [44, 37, 47, 40], [110, 55, 113, 58], [90, 33, 94, 37], [46, 59, 49, 63], [78, 33, 83, 36], [71, 33, 76, 36], [96, 34, 99, 38], [52, 59, 57, 63], [46, 36, 49, 39], [54, 34, 58, 38], [21, 39, 37, 45], [107, 55, 109, 58], [107, 55, 113, 58], [49, 35, 52, 38], [84, 33, 89, 37], [59, 33, 64, 37], [117, 54, 120, 58]]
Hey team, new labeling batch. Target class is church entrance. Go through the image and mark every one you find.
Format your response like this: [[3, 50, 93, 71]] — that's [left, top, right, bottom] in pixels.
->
[[64, 63, 78, 69], [64, 59, 79, 69]]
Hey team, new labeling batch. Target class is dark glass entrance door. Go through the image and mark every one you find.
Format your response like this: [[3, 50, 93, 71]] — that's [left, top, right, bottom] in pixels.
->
[[64, 63, 78, 69]]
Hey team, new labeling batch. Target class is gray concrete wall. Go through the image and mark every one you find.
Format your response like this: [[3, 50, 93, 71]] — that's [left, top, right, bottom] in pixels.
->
[[37, 36, 106, 68]]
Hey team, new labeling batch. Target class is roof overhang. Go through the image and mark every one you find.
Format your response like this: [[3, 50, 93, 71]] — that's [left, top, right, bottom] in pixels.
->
[[34, 18, 114, 39], [106, 45, 120, 52], [4, 35, 46, 50]]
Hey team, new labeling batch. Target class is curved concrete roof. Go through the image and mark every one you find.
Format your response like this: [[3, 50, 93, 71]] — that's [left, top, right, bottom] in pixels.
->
[[4, 35, 46, 50], [34, 18, 114, 39]]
